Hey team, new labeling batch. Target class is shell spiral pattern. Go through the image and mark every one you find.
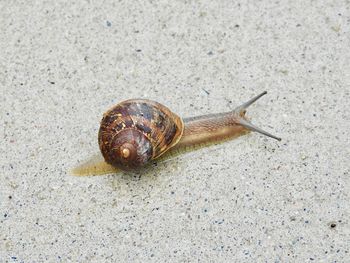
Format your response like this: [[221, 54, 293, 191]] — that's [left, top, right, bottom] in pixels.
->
[[98, 99, 184, 170]]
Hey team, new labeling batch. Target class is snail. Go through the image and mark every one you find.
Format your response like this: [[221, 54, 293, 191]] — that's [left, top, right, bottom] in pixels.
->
[[72, 91, 281, 176]]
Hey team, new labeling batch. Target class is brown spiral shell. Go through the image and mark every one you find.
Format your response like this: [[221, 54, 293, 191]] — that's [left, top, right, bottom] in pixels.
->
[[98, 99, 184, 170]]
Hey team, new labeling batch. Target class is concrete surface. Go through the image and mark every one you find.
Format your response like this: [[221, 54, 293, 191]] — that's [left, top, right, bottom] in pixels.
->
[[1, 0, 349, 262]]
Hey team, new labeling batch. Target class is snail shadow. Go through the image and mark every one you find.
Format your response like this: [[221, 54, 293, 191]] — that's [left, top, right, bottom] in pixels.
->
[[106, 155, 189, 197], [72, 131, 253, 188], [70, 154, 186, 192], [109, 155, 186, 181], [107, 140, 214, 185]]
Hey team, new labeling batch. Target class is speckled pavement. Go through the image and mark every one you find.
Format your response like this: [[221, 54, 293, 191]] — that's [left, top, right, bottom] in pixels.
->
[[1, 1, 349, 262]]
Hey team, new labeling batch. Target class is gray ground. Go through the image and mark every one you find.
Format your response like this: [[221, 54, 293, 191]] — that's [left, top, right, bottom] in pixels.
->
[[1, 0, 349, 262]]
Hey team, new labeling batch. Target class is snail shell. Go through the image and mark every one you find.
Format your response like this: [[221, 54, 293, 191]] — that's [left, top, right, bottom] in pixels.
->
[[98, 99, 184, 171]]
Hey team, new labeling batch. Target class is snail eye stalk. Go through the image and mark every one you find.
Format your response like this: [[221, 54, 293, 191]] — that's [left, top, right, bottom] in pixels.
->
[[234, 91, 281, 141]]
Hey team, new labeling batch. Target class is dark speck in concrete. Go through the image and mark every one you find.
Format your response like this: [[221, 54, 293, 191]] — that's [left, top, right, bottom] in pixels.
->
[[106, 21, 111, 27], [202, 88, 210, 95], [215, 219, 224, 224]]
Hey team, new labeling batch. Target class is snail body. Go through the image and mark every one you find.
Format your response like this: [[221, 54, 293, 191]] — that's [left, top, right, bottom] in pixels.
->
[[72, 91, 281, 176]]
